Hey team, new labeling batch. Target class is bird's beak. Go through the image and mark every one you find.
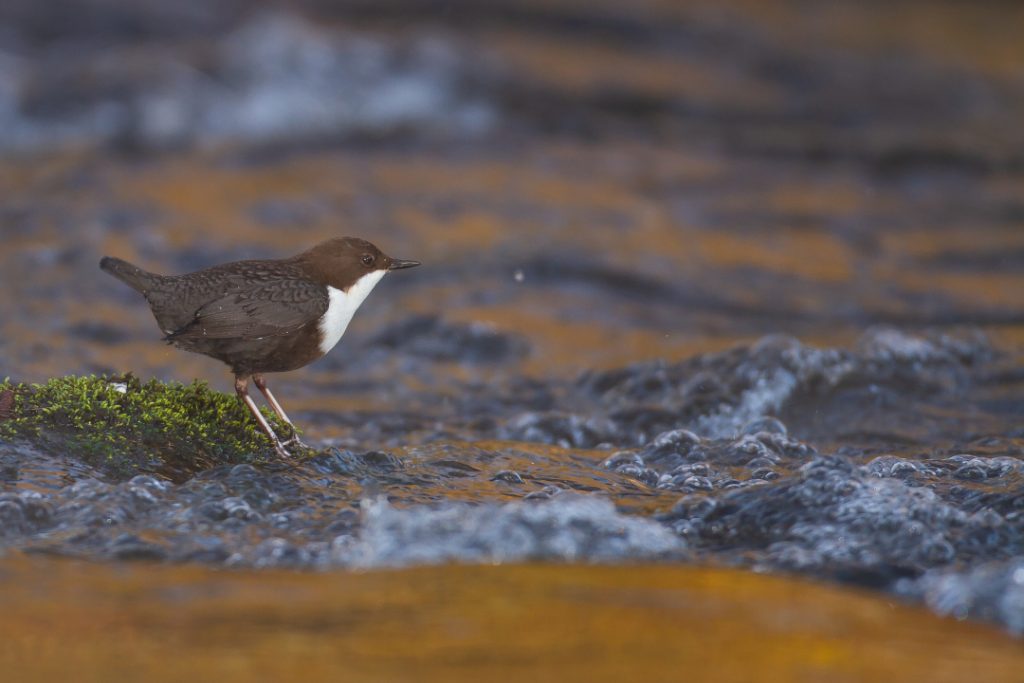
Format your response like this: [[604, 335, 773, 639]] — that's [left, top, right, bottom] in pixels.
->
[[388, 258, 421, 270]]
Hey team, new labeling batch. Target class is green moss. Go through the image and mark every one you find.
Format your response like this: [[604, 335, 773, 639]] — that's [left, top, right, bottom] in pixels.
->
[[0, 375, 303, 480]]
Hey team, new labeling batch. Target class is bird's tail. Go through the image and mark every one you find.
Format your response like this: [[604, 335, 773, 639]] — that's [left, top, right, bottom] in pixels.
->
[[99, 256, 161, 294]]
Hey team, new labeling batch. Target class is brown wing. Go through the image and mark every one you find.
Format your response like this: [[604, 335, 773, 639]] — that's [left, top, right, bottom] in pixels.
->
[[166, 280, 328, 342]]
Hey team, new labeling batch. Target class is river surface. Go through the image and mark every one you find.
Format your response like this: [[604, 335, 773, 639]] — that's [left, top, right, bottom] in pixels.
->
[[1, 0, 1023, 679]]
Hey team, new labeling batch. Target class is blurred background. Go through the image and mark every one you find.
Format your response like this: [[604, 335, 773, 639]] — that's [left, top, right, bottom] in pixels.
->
[[2, 1, 1024, 680], [2, 0, 1022, 387]]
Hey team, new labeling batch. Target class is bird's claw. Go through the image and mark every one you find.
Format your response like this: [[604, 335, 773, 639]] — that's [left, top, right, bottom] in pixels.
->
[[279, 424, 309, 450], [280, 433, 309, 450]]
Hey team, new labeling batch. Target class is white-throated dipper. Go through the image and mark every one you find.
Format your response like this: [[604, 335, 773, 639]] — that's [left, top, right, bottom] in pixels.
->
[[100, 237, 420, 457]]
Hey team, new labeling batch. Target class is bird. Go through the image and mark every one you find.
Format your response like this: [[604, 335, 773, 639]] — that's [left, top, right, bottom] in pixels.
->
[[100, 237, 420, 457]]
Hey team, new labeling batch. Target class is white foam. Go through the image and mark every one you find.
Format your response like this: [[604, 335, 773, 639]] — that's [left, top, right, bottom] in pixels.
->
[[332, 494, 685, 568]]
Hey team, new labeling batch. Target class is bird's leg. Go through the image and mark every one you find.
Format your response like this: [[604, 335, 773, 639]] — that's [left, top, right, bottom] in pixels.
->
[[252, 373, 307, 448], [235, 375, 290, 458]]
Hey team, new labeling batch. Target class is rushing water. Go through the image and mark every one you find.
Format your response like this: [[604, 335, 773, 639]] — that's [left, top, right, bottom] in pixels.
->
[[1, 0, 1023, 674]]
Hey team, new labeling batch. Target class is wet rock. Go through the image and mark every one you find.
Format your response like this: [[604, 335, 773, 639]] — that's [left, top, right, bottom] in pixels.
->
[[491, 470, 524, 484], [108, 533, 168, 561], [602, 450, 660, 487], [325, 509, 360, 536], [181, 537, 231, 564], [617, 429, 816, 494], [949, 455, 1022, 481], [866, 456, 926, 480], [570, 336, 850, 441], [559, 330, 997, 447], [741, 417, 788, 436], [866, 454, 1024, 496], [246, 537, 317, 569], [126, 475, 171, 504], [0, 491, 52, 537], [606, 407, 680, 444], [672, 456, 1021, 580], [500, 412, 614, 449], [219, 497, 261, 521], [639, 428, 703, 468], [311, 449, 405, 477], [522, 486, 564, 501], [601, 451, 644, 470], [429, 459, 481, 476]]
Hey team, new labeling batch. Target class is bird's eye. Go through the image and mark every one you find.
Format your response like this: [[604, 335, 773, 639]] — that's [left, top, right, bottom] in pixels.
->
[[361, 254, 374, 266]]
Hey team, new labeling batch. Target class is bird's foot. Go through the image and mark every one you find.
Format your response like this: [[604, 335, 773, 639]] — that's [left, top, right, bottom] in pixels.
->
[[280, 434, 309, 450], [279, 425, 309, 450]]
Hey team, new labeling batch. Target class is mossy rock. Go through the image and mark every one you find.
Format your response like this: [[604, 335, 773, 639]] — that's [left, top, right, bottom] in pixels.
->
[[0, 374, 298, 480]]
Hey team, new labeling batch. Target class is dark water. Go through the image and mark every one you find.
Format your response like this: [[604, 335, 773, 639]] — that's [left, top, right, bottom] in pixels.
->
[[1, 0, 1024, 651]]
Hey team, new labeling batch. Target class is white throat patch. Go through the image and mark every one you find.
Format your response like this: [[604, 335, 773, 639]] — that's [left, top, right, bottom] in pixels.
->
[[318, 270, 387, 354]]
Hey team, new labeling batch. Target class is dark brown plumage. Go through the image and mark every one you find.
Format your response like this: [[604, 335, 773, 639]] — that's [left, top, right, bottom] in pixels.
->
[[100, 237, 420, 456]]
